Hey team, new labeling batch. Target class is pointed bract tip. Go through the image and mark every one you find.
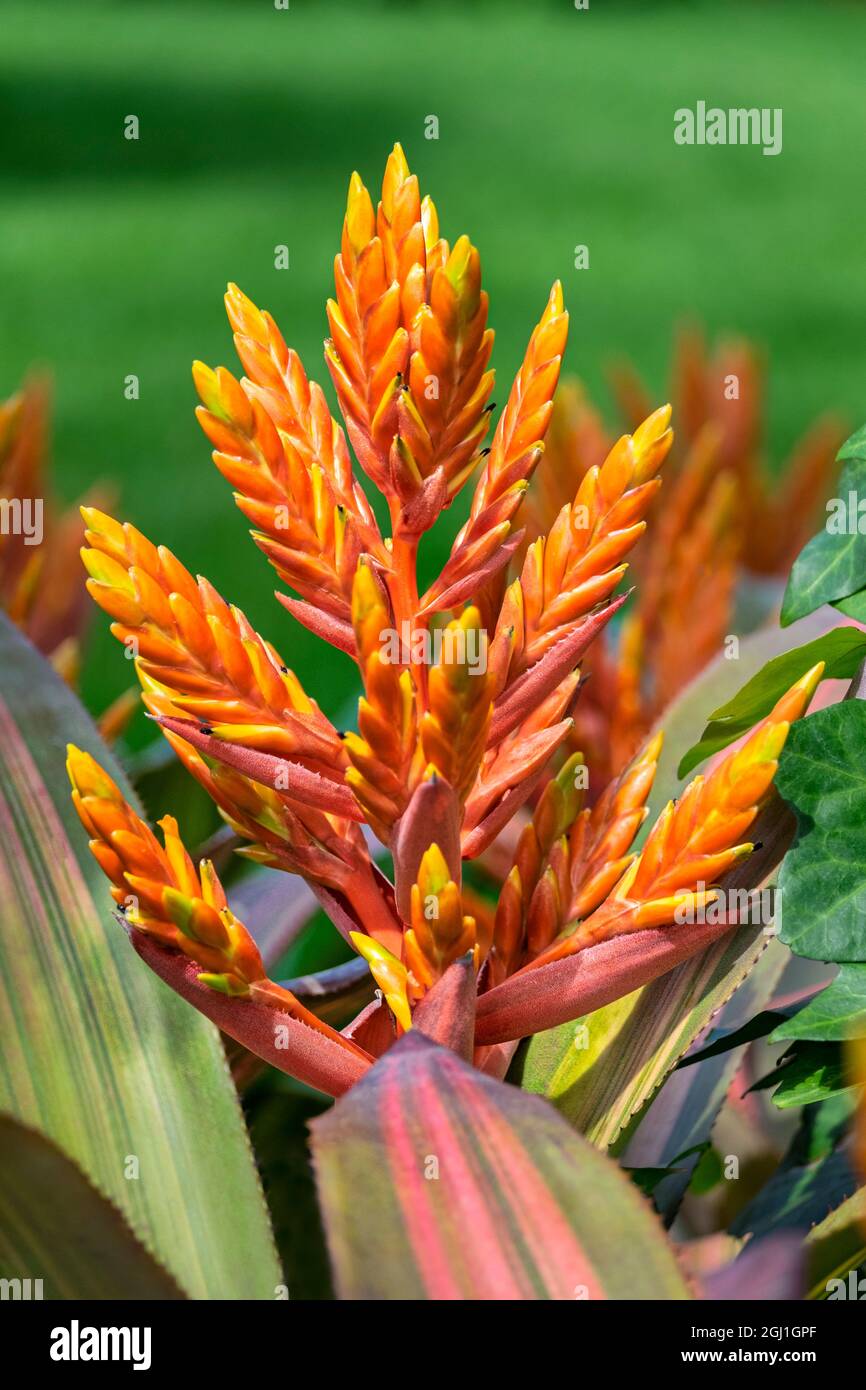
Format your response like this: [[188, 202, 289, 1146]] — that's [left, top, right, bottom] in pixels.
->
[[644, 729, 665, 760]]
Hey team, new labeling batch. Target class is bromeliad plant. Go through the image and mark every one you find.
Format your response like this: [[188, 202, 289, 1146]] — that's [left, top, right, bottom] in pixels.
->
[[4, 144, 857, 1299], [68, 145, 819, 1100]]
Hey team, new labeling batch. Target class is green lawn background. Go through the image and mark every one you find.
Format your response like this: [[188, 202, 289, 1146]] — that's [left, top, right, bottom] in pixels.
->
[[1, 0, 864, 730]]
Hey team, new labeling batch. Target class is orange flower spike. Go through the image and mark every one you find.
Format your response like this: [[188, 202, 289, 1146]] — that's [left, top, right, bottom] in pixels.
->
[[0, 382, 47, 609], [461, 681, 577, 860], [377, 143, 427, 330], [473, 282, 569, 521], [326, 161, 409, 485], [490, 752, 584, 972], [223, 281, 379, 536], [193, 357, 357, 620], [497, 405, 673, 682], [525, 857, 567, 961], [638, 425, 721, 636], [529, 665, 824, 968], [419, 607, 492, 802], [66, 744, 372, 1052], [149, 704, 377, 909], [650, 472, 739, 711], [490, 865, 524, 987], [421, 283, 567, 620], [522, 381, 610, 543], [80, 506, 345, 769], [67, 744, 253, 976], [342, 559, 416, 841], [566, 731, 663, 924], [519, 752, 585, 887], [200, 283, 387, 653], [402, 232, 495, 492], [404, 843, 477, 995]]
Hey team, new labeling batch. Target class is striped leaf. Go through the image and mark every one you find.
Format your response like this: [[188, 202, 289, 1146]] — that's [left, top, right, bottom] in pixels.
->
[[311, 1032, 691, 1300], [0, 1115, 183, 1300], [516, 926, 774, 1150], [619, 942, 787, 1216], [0, 615, 280, 1299]]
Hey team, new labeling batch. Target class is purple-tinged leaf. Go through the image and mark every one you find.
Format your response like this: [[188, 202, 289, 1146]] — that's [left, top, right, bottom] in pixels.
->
[[804, 1187, 866, 1298], [0, 615, 279, 1298], [0, 1116, 184, 1300], [311, 1032, 691, 1300]]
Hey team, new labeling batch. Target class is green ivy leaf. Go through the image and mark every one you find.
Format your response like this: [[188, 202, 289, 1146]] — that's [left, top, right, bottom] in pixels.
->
[[754, 1042, 856, 1110], [775, 702, 866, 963], [677, 627, 866, 778], [834, 588, 866, 622], [770, 965, 866, 1043], [781, 424, 866, 625]]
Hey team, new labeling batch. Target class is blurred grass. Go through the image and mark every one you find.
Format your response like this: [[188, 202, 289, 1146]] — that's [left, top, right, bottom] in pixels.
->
[[1, 0, 865, 732]]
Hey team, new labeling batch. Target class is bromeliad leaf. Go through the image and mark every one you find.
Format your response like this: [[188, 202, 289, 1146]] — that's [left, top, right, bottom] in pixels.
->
[[0, 615, 280, 1299], [677, 626, 866, 778], [775, 701, 866, 963], [781, 423, 866, 625], [804, 1188, 866, 1299], [0, 1116, 183, 1301], [515, 926, 773, 1150], [310, 1032, 691, 1300], [619, 944, 786, 1220]]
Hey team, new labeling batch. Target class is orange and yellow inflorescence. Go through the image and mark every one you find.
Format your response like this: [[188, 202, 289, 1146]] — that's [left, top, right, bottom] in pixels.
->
[[68, 145, 821, 1065]]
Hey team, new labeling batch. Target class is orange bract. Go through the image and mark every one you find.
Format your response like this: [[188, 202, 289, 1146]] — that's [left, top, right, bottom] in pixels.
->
[[66, 744, 369, 1060], [528, 663, 824, 971], [528, 329, 845, 788]]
